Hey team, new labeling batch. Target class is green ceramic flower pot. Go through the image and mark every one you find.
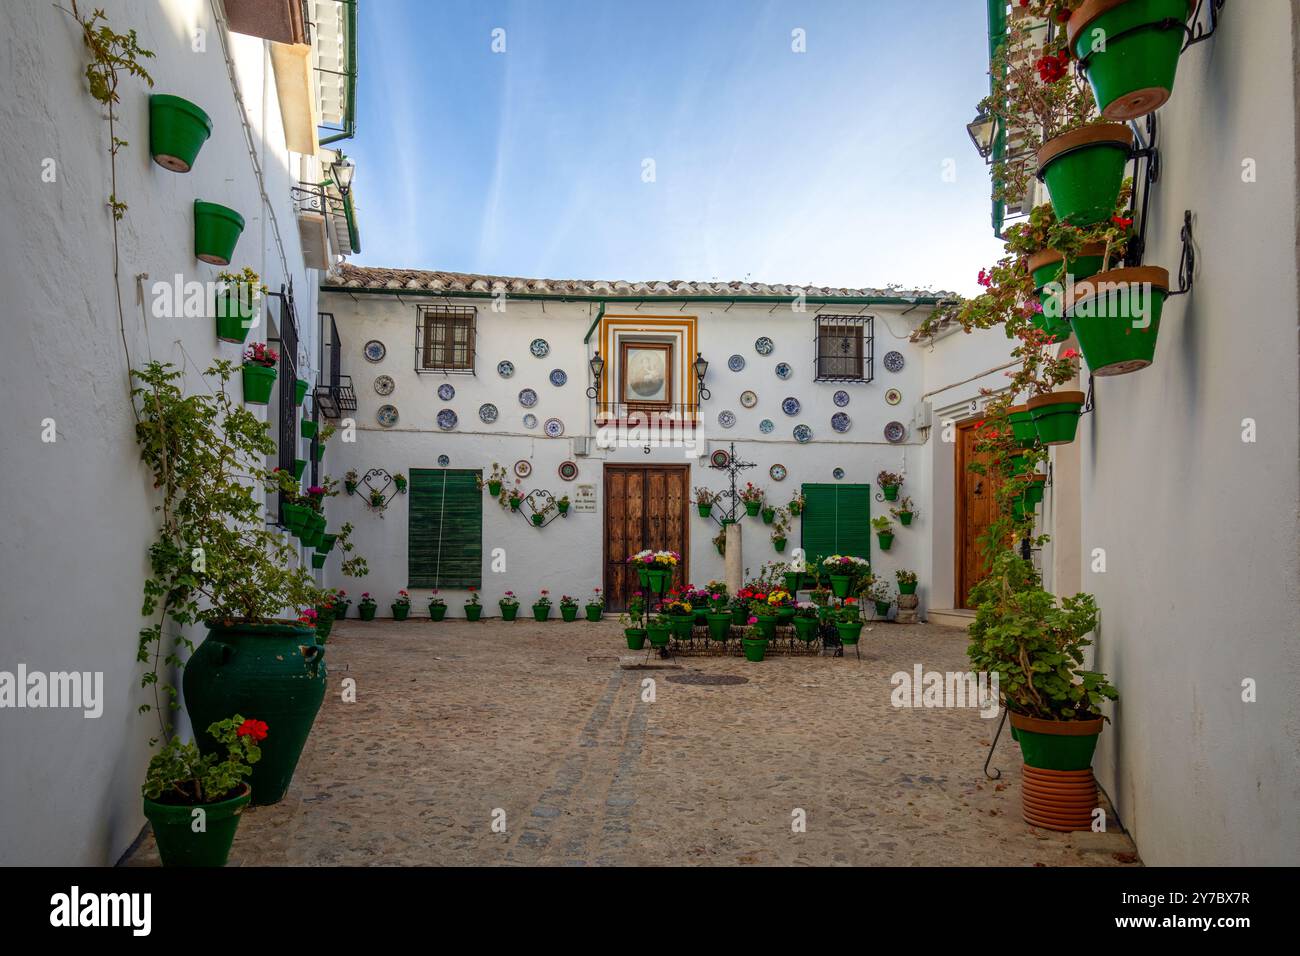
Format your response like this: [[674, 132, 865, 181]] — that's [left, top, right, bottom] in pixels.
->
[[898, 512, 913, 526], [646, 568, 668, 594], [830, 574, 851, 598], [742, 637, 767, 662], [881, 485, 900, 501], [1028, 391, 1086, 445], [1069, 0, 1192, 120], [697, 503, 712, 517], [487, 480, 502, 496], [149, 94, 212, 173], [143, 783, 249, 867], [625, 629, 647, 650], [773, 537, 787, 553], [761, 508, 775, 524], [585, 605, 603, 622], [359, 604, 377, 621], [500, 603, 519, 621], [1066, 267, 1170, 376], [531, 514, 544, 527], [744, 500, 761, 516], [783, 572, 802, 593], [753, 617, 777, 640], [561, 606, 579, 623], [214, 289, 258, 344], [182, 622, 325, 806], [310, 552, 326, 569], [793, 616, 819, 643], [300, 419, 318, 440], [1031, 245, 1107, 337], [898, 581, 918, 596], [836, 622, 863, 645], [731, 606, 749, 627], [392, 604, 410, 621], [647, 625, 670, 648], [669, 616, 693, 639], [429, 604, 447, 621], [877, 532, 894, 551], [194, 200, 245, 266], [280, 502, 309, 531], [533, 604, 551, 622], [465, 604, 483, 622], [636, 567, 650, 588], [291, 458, 306, 480], [241, 363, 277, 405], [317, 533, 337, 554], [1010, 713, 1103, 771], [1007, 405, 1037, 449], [874, 601, 891, 617], [294, 379, 309, 406], [1036, 125, 1134, 226], [706, 612, 732, 641]]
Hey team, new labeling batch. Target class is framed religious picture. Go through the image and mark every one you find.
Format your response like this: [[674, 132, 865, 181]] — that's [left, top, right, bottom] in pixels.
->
[[620, 342, 672, 408]]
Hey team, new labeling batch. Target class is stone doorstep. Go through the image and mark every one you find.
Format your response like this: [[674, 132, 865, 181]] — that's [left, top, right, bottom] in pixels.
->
[[928, 608, 976, 628]]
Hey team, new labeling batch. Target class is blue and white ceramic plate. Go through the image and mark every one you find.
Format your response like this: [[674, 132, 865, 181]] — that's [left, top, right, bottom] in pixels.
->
[[833, 467, 845, 480], [549, 369, 567, 387], [377, 404, 398, 427], [775, 362, 792, 380], [436, 408, 457, 431], [782, 397, 801, 416], [884, 350, 905, 373], [728, 354, 746, 372], [833, 390, 850, 407], [523, 413, 538, 430], [770, 464, 787, 481], [437, 454, 450, 467], [884, 421, 907, 443], [497, 360, 515, 378], [831, 412, 851, 433], [530, 338, 550, 358], [718, 410, 737, 428], [438, 383, 455, 401], [793, 424, 813, 443], [759, 418, 775, 434], [518, 388, 538, 408], [364, 340, 386, 363], [755, 336, 774, 356], [544, 417, 565, 438], [479, 403, 498, 424], [739, 390, 757, 409]]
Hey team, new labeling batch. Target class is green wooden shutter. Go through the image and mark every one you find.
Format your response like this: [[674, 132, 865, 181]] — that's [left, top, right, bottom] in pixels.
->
[[409, 468, 482, 588], [801, 483, 872, 566], [801, 483, 838, 567], [836, 484, 872, 561]]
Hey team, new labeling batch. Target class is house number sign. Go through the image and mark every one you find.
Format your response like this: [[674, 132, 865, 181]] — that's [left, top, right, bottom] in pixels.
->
[[573, 484, 597, 513]]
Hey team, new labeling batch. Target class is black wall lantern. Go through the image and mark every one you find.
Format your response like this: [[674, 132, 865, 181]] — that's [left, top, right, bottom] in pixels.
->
[[966, 109, 997, 161], [586, 351, 605, 399], [693, 352, 710, 401]]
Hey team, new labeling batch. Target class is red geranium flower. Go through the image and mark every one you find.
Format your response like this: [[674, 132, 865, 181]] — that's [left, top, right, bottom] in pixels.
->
[[237, 718, 269, 742], [1112, 215, 1134, 228]]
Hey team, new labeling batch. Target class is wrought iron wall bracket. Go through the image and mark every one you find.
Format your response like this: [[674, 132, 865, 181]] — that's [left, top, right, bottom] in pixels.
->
[[517, 489, 567, 528], [1166, 210, 1196, 297], [1184, 0, 1226, 51], [359, 468, 399, 516]]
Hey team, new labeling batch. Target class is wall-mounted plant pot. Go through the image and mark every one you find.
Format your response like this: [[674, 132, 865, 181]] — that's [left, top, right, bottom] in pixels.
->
[[881, 484, 900, 501], [773, 537, 787, 553], [1028, 390, 1086, 445], [488, 480, 502, 496], [317, 533, 337, 554], [761, 508, 775, 524], [1065, 266, 1170, 376], [344, 480, 357, 495], [194, 200, 245, 265], [1007, 405, 1038, 449], [1036, 124, 1134, 226], [898, 511, 914, 526], [149, 94, 212, 173], [509, 499, 522, 512], [291, 458, 306, 480], [143, 782, 249, 867], [214, 290, 258, 343], [557, 501, 569, 515], [898, 580, 918, 595], [1068, 0, 1194, 120], [300, 420, 318, 440], [294, 379, 309, 406], [696, 503, 712, 517], [531, 513, 544, 527], [280, 502, 309, 531], [241, 362, 277, 405], [310, 552, 326, 569], [1029, 244, 1108, 338], [312, 444, 325, 462], [876, 532, 894, 551], [1024, 474, 1048, 507], [743, 500, 762, 517]]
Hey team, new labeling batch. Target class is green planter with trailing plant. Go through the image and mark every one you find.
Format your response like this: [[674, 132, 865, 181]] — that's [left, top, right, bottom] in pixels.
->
[[1030, 244, 1107, 337], [872, 515, 894, 552], [1067, 0, 1193, 121], [531, 513, 545, 527], [194, 200, 245, 266], [877, 470, 903, 502], [240, 343, 278, 405], [499, 592, 520, 621], [214, 268, 264, 344], [1007, 405, 1038, 449], [1066, 266, 1170, 376], [149, 93, 212, 173], [892, 497, 917, 527], [280, 502, 309, 532]]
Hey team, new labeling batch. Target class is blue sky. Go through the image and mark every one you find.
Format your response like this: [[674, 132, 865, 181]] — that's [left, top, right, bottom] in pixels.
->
[[346, 0, 1002, 295]]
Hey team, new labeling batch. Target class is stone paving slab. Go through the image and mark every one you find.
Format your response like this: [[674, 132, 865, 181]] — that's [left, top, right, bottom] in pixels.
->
[[124, 618, 1141, 867]]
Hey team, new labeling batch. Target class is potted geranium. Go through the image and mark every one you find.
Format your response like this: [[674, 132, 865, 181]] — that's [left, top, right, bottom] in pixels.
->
[[620, 595, 647, 649], [344, 469, 358, 495], [771, 509, 790, 553], [391, 589, 411, 621], [876, 470, 903, 501], [214, 267, 264, 344], [428, 591, 447, 622], [464, 587, 482, 621], [967, 550, 1116, 830], [793, 602, 820, 643], [739, 482, 764, 517], [480, 463, 508, 497], [834, 601, 863, 645], [532, 589, 553, 622], [891, 497, 917, 526], [750, 595, 779, 641], [871, 515, 895, 551], [896, 569, 918, 596], [788, 491, 805, 516], [335, 589, 351, 619], [741, 615, 767, 662], [867, 578, 893, 619], [705, 590, 732, 642], [585, 589, 604, 622], [559, 594, 580, 623], [646, 610, 671, 650], [761, 503, 775, 524], [822, 555, 869, 598], [141, 715, 263, 867], [358, 593, 377, 621], [508, 486, 524, 512], [240, 342, 278, 405], [694, 486, 717, 518], [499, 590, 520, 621]]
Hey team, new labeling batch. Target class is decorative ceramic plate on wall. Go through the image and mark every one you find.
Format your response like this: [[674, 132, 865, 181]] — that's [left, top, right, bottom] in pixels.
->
[[549, 369, 567, 387], [775, 362, 792, 380], [885, 388, 903, 406], [364, 340, 386, 363], [374, 375, 395, 396], [759, 419, 775, 434], [497, 360, 515, 378], [833, 467, 845, 480], [530, 338, 550, 358], [782, 397, 801, 416], [739, 390, 757, 408], [478, 403, 498, 424], [793, 424, 813, 443], [437, 455, 450, 467], [544, 417, 565, 438], [558, 461, 579, 481], [755, 336, 774, 356], [514, 460, 532, 478], [728, 354, 746, 372], [523, 413, 538, 429], [518, 388, 538, 408], [833, 390, 850, 407], [436, 408, 457, 430], [883, 351, 905, 373], [437, 383, 455, 401], [884, 421, 907, 443], [769, 463, 787, 481], [718, 410, 737, 428], [377, 404, 398, 427], [831, 412, 851, 433], [710, 449, 730, 468]]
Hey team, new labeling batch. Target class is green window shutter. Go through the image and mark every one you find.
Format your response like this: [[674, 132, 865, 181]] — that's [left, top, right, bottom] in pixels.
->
[[409, 468, 482, 589], [801, 483, 872, 568], [800, 483, 838, 567], [836, 484, 872, 561]]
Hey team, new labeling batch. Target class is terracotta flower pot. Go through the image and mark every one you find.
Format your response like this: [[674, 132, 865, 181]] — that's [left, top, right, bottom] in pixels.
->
[[1068, 0, 1195, 120]]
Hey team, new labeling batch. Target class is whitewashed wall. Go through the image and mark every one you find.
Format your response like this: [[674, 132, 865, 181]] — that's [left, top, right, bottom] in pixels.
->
[[319, 293, 934, 614], [0, 0, 323, 865]]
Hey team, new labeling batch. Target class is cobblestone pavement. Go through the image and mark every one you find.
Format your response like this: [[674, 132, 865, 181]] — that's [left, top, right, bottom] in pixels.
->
[[125, 618, 1141, 867]]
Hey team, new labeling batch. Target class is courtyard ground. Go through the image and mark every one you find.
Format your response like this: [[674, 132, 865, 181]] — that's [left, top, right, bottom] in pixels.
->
[[125, 618, 1141, 867]]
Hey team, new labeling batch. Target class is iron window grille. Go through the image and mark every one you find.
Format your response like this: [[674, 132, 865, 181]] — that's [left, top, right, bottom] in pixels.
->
[[415, 304, 477, 374], [268, 286, 299, 527], [814, 314, 874, 383]]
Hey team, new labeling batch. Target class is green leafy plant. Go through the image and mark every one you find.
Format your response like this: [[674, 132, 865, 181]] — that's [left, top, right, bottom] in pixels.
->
[[876, 470, 903, 490], [966, 551, 1117, 722], [895, 569, 918, 586], [870, 515, 893, 535], [142, 715, 264, 805]]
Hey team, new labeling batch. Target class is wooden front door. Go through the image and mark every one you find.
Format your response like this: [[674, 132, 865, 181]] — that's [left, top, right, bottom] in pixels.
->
[[955, 419, 1002, 608], [604, 465, 690, 611]]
